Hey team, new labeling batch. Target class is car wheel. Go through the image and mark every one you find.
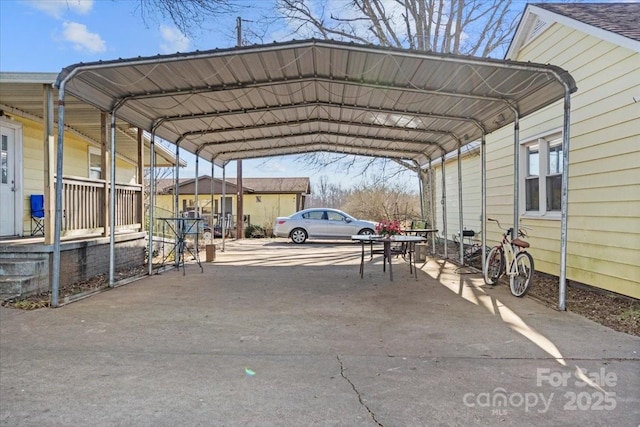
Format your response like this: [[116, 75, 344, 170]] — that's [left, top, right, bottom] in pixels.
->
[[290, 228, 307, 244], [358, 228, 375, 235]]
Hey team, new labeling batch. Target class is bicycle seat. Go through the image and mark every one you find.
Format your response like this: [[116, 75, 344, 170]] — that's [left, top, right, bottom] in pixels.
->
[[512, 238, 530, 248]]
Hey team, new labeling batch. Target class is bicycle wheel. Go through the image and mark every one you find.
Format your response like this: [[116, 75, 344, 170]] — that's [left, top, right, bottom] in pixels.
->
[[483, 246, 504, 285], [510, 251, 534, 297]]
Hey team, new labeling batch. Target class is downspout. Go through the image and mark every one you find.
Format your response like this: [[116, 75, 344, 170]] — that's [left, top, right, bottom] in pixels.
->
[[51, 83, 66, 308], [559, 88, 572, 311]]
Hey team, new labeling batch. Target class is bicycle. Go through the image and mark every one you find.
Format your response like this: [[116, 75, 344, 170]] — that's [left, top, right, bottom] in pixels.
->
[[483, 218, 535, 297], [453, 229, 486, 265]]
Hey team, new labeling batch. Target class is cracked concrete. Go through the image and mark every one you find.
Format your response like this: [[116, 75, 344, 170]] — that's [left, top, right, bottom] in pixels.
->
[[338, 355, 383, 426], [1, 239, 639, 426]]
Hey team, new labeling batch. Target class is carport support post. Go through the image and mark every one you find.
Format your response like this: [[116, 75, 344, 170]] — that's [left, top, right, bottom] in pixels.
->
[[109, 112, 117, 287], [481, 134, 487, 275], [147, 134, 156, 276], [221, 164, 227, 252], [429, 159, 437, 253], [559, 90, 572, 311], [457, 146, 464, 266], [512, 114, 520, 242], [211, 159, 215, 235], [174, 142, 180, 267], [416, 162, 425, 221], [51, 84, 67, 307], [195, 154, 199, 253], [441, 155, 448, 259]]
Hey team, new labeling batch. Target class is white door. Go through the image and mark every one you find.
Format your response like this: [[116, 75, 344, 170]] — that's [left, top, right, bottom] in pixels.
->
[[0, 125, 18, 236]]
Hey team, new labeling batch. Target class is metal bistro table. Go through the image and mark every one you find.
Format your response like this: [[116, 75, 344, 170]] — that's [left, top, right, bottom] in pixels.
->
[[352, 234, 426, 281], [156, 217, 204, 275]]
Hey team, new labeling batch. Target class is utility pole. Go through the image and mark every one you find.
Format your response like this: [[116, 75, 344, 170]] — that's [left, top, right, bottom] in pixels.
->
[[235, 16, 244, 239]]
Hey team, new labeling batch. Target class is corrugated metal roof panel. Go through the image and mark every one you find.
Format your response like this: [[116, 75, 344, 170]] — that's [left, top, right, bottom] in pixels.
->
[[54, 39, 576, 168]]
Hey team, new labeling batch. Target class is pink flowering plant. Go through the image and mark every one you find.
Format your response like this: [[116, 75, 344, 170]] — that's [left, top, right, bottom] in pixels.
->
[[375, 219, 403, 236]]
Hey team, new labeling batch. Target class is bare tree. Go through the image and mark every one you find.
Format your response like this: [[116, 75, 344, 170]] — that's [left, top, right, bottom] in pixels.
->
[[276, 0, 517, 56], [275, 0, 519, 224], [133, 0, 239, 37]]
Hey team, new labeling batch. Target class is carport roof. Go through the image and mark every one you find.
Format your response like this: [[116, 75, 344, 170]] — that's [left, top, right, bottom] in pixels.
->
[[56, 39, 576, 168], [0, 72, 183, 168]]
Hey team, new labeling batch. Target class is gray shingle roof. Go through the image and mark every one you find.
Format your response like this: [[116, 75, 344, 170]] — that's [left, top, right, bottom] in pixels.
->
[[534, 3, 640, 42], [154, 176, 311, 195]]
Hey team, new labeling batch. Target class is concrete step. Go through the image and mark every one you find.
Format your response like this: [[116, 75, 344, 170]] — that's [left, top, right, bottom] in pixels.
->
[[0, 258, 48, 276], [0, 274, 48, 299], [0, 258, 49, 300]]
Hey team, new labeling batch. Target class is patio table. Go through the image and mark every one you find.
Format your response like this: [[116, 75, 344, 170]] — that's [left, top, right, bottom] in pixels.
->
[[352, 235, 426, 281]]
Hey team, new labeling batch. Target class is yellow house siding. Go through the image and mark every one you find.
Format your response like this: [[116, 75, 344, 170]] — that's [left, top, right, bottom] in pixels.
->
[[486, 23, 640, 298], [433, 150, 482, 240], [15, 115, 140, 235], [154, 192, 299, 230]]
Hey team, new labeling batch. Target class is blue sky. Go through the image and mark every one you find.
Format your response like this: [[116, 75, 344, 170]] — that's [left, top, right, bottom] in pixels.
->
[[0, 0, 424, 189]]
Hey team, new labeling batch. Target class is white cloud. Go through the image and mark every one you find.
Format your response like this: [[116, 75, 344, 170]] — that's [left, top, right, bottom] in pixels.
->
[[28, 0, 93, 18], [159, 25, 190, 53], [62, 21, 106, 53]]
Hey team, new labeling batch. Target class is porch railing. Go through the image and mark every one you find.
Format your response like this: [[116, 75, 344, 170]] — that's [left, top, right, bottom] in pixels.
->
[[56, 175, 142, 236]]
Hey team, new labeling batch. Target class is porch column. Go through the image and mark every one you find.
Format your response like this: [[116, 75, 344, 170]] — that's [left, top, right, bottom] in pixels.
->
[[43, 84, 55, 245]]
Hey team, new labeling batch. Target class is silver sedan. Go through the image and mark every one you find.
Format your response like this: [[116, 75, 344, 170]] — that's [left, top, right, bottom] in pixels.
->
[[273, 208, 378, 244]]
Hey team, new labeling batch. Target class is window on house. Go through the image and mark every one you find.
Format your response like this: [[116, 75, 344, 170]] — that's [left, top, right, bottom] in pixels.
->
[[525, 145, 539, 211], [547, 142, 563, 211], [521, 133, 564, 216], [89, 148, 101, 179]]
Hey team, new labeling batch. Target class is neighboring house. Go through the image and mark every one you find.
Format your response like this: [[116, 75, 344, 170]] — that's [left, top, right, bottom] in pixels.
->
[[0, 72, 181, 298], [432, 3, 639, 299], [154, 176, 311, 231]]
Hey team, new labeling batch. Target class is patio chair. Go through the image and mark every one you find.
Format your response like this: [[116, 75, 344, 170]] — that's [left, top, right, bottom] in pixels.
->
[[30, 194, 45, 236]]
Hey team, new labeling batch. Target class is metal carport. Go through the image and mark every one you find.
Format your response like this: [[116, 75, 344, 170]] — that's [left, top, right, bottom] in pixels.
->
[[53, 39, 576, 309]]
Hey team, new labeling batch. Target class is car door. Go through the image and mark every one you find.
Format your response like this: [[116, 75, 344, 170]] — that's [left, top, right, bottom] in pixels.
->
[[325, 211, 355, 238], [301, 210, 328, 237]]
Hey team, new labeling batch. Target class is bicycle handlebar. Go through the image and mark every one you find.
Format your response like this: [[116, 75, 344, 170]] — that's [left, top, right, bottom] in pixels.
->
[[487, 218, 530, 237]]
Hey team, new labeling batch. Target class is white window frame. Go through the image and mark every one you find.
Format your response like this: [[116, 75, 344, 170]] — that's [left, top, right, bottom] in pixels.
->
[[520, 130, 563, 219], [88, 147, 102, 179]]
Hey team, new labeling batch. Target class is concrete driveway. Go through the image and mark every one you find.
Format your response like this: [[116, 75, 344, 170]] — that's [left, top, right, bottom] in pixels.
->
[[1, 238, 638, 426]]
